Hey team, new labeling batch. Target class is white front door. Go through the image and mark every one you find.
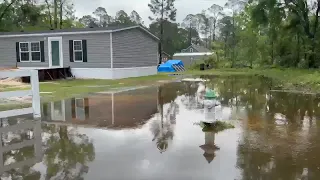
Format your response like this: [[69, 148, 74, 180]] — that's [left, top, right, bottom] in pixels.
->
[[48, 37, 63, 68]]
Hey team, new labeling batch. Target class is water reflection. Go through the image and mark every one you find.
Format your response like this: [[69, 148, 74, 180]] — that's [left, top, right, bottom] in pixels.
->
[[0, 118, 42, 179], [0, 76, 320, 179], [199, 132, 219, 164], [41, 87, 159, 129], [41, 124, 95, 179]]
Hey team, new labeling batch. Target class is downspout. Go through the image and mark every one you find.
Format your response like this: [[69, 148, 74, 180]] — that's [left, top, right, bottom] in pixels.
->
[[110, 32, 113, 79]]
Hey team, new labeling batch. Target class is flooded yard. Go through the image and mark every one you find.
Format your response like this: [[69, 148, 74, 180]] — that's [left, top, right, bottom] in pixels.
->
[[1, 75, 320, 179]]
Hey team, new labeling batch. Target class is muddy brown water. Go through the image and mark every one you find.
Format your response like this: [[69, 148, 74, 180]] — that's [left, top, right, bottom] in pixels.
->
[[1, 76, 320, 180]]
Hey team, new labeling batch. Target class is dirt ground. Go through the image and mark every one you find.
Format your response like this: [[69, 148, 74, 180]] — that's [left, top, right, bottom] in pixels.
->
[[0, 78, 29, 87]]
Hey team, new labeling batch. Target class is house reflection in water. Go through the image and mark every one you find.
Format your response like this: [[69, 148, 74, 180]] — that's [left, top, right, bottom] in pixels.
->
[[41, 87, 158, 129]]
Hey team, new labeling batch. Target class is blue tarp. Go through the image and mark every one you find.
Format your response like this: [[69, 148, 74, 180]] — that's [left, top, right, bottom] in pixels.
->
[[158, 60, 184, 72], [166, 60, 184, 66]]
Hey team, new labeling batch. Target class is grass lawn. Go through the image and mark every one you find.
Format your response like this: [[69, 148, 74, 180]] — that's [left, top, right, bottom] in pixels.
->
[[188, 68, 320, 93], [39, 74, 178, 101], [0, 73, 177, 110]]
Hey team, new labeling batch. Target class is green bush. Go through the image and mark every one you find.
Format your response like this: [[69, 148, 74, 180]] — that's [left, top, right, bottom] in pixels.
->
[[188, 60, 204, 70]]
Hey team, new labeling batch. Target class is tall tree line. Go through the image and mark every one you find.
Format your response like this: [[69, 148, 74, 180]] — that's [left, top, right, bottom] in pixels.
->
[[2, 0, 319, 68], [204, 0, 320, 69], [0, 0, 78, 31]]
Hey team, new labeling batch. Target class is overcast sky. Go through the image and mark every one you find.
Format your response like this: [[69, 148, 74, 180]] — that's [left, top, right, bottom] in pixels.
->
[[73, 0, 228, 25]]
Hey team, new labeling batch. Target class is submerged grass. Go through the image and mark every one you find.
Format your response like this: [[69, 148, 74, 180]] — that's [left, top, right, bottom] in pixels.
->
[[197, 121, 235, 133], [187, 68, 320, 93]]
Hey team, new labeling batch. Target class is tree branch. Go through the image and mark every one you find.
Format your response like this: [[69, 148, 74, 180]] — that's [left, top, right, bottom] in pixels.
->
[[0, 0, 18, 24]]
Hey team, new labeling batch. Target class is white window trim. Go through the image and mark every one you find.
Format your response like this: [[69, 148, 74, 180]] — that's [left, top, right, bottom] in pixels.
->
[[19, 42, 41, 62], [19, 42, 30, 62], [30, 42, 41, 62], [73, 40, 83, 62], [190, 48, 194, 52]]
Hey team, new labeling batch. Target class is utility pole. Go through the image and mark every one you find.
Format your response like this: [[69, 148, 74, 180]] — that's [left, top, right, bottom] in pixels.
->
[[189, 22, 192, 45], [159, 0, 164, 65]]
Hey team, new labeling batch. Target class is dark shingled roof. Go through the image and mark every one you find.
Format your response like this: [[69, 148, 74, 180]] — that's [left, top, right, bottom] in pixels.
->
[[0, 25, 132, 35], [0, 25, 159, 41]]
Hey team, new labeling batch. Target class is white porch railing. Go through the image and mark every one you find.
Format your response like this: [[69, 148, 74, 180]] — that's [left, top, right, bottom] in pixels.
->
[[0, 70, 41, 118]]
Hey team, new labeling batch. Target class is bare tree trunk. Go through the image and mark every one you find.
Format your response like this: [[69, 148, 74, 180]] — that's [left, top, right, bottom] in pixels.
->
[[189, 23, 192, 45], [224, 35, 228, 58], [205, 30, 208, 48], [54, 0, 58, 29], [271, 39, 274, 65], [213, 20, 216, 42], [45, 0, 53, 29], [209, 30, 212, 49], [159, 0, 164, 65], [309, 0, 320, 68], [296, 32, 300, 67], [231, 13, 235, 68], [59, 1, 63, 29]]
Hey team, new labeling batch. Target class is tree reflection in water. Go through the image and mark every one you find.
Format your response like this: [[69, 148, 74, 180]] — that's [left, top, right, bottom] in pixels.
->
[[0, 118, 96, 180], [42, 124, 95, 179], [0, 118, 41, 180], [151, 85, 180, 153], [202, 75, 320, 179]]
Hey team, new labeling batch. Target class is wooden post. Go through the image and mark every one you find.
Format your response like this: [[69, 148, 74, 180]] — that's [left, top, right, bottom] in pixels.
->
[[0, 123, 3, 170], [33, 121, 42, 161], [30, 70, 41, 118], [112, 93, 114, 125]]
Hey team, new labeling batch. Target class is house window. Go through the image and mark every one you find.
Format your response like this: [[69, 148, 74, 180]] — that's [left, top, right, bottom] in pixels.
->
[[19, 42, 29, 62], [73, 40, 83, 62], [190, 48, 194, 52], [19, 42, 41, 62], [31, 42, 41, 61]]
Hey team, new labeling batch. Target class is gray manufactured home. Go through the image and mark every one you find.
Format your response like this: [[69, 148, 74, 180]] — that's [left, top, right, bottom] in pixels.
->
[[174, 44, 213, 66], [0, 25, 159, 79]]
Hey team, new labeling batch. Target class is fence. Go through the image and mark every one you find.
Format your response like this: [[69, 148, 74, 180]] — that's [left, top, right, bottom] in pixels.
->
[[0, 70, 41, 118]]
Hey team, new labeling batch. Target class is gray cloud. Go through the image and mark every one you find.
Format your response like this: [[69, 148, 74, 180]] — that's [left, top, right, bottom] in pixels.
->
[[73, 0, 227, 25]]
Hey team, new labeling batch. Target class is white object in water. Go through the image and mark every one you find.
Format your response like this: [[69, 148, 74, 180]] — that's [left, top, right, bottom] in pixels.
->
[[182, 78, 208, 82], [197, 83, 206, 94], [204, 99, 221, 109]]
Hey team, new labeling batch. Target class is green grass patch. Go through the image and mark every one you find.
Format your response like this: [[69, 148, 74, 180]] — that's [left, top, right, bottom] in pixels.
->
[[185, 68, 320, 93], [196, 121, 235, 133], [0, 103, 31, 111]]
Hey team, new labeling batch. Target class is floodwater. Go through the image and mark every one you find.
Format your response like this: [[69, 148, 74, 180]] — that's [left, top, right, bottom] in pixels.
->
[[1, 76, 320, 180]]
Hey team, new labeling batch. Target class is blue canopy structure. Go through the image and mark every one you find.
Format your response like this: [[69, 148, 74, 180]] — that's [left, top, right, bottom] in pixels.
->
[[158, 60, 184, 72]]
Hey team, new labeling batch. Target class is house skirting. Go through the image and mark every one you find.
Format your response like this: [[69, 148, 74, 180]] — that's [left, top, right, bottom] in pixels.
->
[[71, 66, 157, 79]]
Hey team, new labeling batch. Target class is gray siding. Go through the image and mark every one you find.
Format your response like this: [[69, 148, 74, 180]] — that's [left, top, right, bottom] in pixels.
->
[[0, 33, 111, 68], [173, 55, 208, 67], [62, 33, 111, 68], [112, 28, 158, 68], [0, 36, 49, 67]]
